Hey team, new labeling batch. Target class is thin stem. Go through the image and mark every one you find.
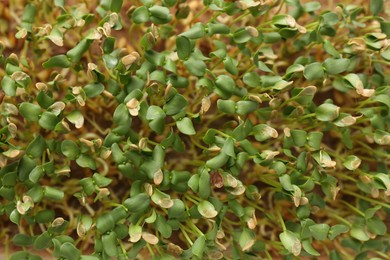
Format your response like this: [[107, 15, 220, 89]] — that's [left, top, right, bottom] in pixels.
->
[[264, 248, 273, 260], [229, 11, 251, 25], [327, 212, 352, 227], [276, 208, 286, 232], [340, 201, 365, 217], [146, 243, 155, 256], [187, 220, 204, 236], [179, 225, 194, 246], [342, 190, 390, 209], [374, 250, 390, 260], [191, 6, 209, 23]]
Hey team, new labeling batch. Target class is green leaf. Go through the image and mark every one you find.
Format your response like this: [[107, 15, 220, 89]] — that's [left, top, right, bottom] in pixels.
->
[[19, 102, 42, 121], [290, 129, 307, 147], [370, 0, 383, 16], [34, 231, 52, 250], [26, 135, 46, 159], [10, 209, 21, 224], [309, 224, 330, 240], [322, 12, 339, 26], [217, 99, 236, 114], [149, 117, 165, 134], [343, 155, 361, 170], [323, 40, 340, 58], [233, 27, 256, 43], [303, 62, 324, 81], [221, 137, 235, 157], [67, 110, 84, 129], [168, 199, 186, 217], [239, 228, 256, 251], [146, 106, 165, 120], [206, 152, 229, 169], [163, 0, 177, 7], [10, 252, 41, 260], [208, 23, 230, 35], [307, 132, 323, 150], [328, 224, 349, 240], [279, 230, 301, 256], [180, 23, 205, 39], [39, 111, 59, 130], [364, 205, 381, 219], [279, 174, 293, 191], [381, 49, 390, 61], [374, 129, 390, 145], [43, 186, 64, 200], [243, 72, 260, 87], [61, 140, 80, 160], [42, 54, 71, 68], [302, 239, 320, 256], [176, 36, 192, 60], [372, 94, 390, 111], [66, 39, 92, 63], [164, 94, 187, 115], [188, 174, 200, 192], [29, 166, 44, 183], [12, 234, 34, 247], [76, 154, 96, 170], [102, 232, 118, 257], [124, 193, 150, 213], [110, 0, 123, 12], [198, 169, 210, 199], [252, 124, 278, 141], [215, 75, 236, 94], [132, 6, 150, 23], [35, 210, 55, 223], [92, 173, 112, 188], [84, 82, 104, 98], [350, 226, 370, 241], [303, 1, 321, 12], [96, 213, 115, 233], [192, 236, 206, 258], [184, 57, 206, 76], [149, 5, 172, 24], [315, 103, 340, 122], [236, 101, 258, 115], [323, 58, 350, 75], [176, 117, 196, 135], [60, 242, 81, 260], [366, 217, 387, 235], [1, 76, 17, 96], [198, 200, 218, 218], [223, 56, 238, 75]]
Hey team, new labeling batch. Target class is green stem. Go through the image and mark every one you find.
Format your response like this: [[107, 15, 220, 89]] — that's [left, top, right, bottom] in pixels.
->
[[276, 208, 286, 232], [264, 248, 273, 260], [342, 190, 390, 209], [328, 212, 352, 227], [371, 59, 390, 65], [299, 113, 316, 120], [191, 6, 209, 23], [188, 220, 204, 236], [374, 250, 390, 260], [184, 194, 200, 205], [146, 243, 155, 256], [341, 201, 365, 217], [245, 199, 265, 212], [230, 10, 251, 25], [179, 224, 194, 246]]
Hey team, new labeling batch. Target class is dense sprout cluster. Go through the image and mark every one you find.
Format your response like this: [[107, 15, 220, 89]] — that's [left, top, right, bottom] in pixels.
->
[[0, 0, 389, 259]]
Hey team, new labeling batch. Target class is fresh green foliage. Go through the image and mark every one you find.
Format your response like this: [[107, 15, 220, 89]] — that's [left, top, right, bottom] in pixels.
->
[[0, 0, 389, 259]]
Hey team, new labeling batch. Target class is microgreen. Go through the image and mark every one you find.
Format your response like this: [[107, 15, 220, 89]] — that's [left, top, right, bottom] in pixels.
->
[[0, 0, 389, 259]]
